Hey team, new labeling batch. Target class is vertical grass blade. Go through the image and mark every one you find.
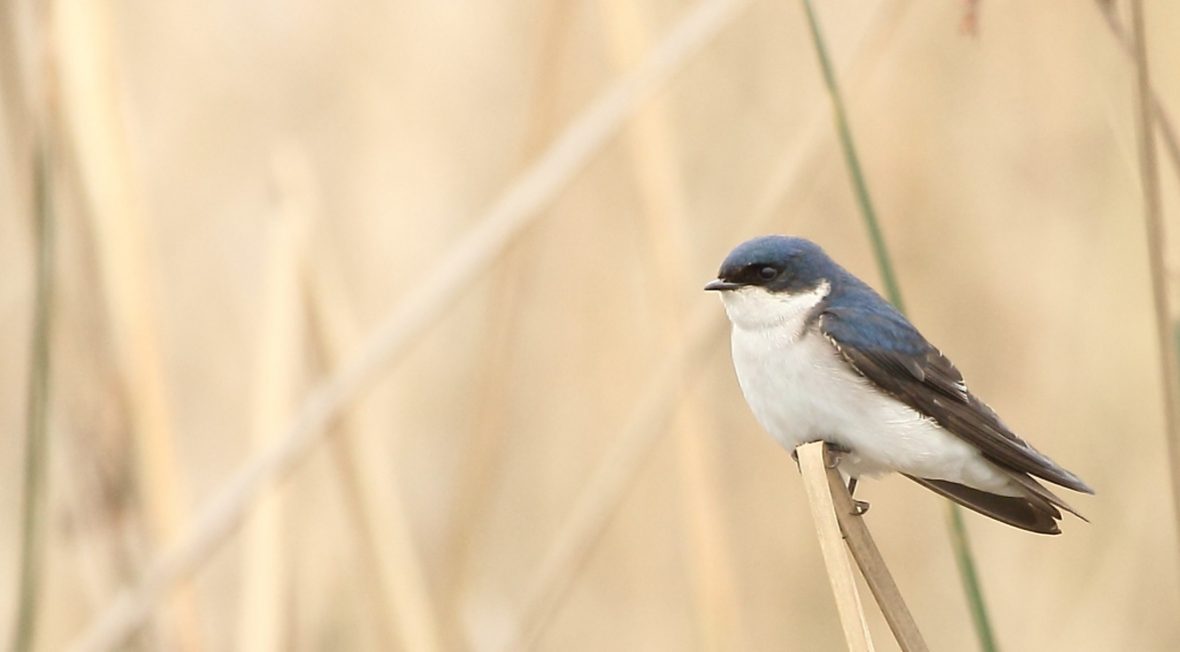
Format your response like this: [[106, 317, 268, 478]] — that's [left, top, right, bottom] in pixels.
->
[[11, 137, 54, 652], [1127, 0, 1180, 567], [1092, 0, 1180, 187], [799, 0, 904, 313], [947, 503, 998, 651], [798, 2, 997, 649], [53, 2, 205, 645], [439, 4, 571, 632], [598, 0, 744, 646]]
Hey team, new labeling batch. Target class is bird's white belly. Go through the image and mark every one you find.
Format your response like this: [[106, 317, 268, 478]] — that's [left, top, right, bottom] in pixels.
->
[[730, 325, 1012, 492]]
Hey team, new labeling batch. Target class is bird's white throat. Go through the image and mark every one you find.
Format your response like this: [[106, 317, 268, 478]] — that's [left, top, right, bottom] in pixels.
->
[[718, 281, 831, 336]]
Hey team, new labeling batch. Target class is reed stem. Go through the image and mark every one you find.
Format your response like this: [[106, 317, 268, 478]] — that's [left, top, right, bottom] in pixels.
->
[[796, 442, 874, 651], [1127, 0, 1180, 571], [11, 133, 54, 652]]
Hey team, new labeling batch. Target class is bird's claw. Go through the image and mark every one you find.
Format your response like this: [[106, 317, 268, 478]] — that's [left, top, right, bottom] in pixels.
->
[[823, 442, 850, 469], [851, 499, 870, 516]]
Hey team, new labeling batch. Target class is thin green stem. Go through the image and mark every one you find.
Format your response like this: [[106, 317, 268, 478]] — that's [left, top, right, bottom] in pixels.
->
[[11, 140, 53, 652], [799, 2, 997, 650], [799, 0, 904, 313], [948, 504, 999, 652]]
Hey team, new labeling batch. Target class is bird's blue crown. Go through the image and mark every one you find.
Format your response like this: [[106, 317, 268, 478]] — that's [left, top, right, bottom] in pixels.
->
[[716, 235, 850, 294]]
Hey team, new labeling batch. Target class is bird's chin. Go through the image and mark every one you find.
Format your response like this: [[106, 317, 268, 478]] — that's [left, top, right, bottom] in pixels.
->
[[720, 282, 830, 332], [718, 286, 779, 328]]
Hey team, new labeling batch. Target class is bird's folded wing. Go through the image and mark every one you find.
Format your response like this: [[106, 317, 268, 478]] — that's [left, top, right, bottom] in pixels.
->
[[818, 306, 1093, 494], [905, 475, 1063, 534]]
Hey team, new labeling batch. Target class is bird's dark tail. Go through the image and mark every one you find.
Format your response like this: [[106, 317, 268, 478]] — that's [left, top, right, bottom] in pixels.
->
[[905, 473, 1084, 535]]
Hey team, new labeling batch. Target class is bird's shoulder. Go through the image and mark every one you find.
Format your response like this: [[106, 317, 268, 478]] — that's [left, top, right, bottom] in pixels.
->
[[815, 291, 970, 403]]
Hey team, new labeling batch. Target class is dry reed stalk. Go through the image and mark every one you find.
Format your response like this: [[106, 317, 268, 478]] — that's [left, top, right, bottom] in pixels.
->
[[55, 383, 139, 627], [1094, 0, 1180, 181], [50, 2, 203, 650], [492, 2, 912, 647], [64, 1, 748, 648], [438, 2, 573, 628], [4, 7, 44, 650], [1127, 0, 1180, 562], [7, 21, 144, 627], [297, 155, 443, 651], [12, 118, 54, 652], [795, 442, 874, 652], [436, 249, 528, 630], [319, 429, 441, 652], [234, 153, 312, 651], [822, 456, 927, 651], [597, 0, 743, 647], [489, 309, 730, 652], [0, 1, 31, 172]]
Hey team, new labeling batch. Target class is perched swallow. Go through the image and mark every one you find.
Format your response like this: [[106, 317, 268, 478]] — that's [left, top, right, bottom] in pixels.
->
[[706, 235, 1093, 534]]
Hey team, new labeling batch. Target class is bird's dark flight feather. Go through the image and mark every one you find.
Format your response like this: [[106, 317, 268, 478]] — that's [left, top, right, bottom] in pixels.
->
[[906, 475, 1062, 535], [816, 294, 1094, 496]]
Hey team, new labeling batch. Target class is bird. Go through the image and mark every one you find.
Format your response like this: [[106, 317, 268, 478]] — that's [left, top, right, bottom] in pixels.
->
[[705, 235, 1093, 534]]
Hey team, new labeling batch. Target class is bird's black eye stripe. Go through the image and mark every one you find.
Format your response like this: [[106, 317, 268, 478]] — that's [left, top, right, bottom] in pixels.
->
[[732, 263, 780, 284]]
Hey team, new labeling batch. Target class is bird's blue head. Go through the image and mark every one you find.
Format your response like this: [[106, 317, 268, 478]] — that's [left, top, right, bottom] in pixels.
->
[[705, 236, 857, 331], [705, 235, 838, 294]]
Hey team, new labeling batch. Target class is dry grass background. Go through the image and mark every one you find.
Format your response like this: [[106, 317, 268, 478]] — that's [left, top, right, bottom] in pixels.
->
[[3, 0, 1180, 650]]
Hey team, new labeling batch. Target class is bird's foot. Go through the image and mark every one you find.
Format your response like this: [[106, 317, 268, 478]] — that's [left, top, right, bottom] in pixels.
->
[[845, 476, 869, 514], [823, 442, 851, 469]]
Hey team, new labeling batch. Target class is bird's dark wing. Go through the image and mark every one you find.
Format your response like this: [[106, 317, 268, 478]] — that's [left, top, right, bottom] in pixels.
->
[[818, 304, 1093, 494], [905, 476, 1062, 534]]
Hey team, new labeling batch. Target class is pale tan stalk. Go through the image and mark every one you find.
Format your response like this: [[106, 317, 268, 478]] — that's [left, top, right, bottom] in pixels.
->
[[489, 309, 730, 652], [823, 455, 927, 651], [439, 2, 574, 631], [796, 442, 874, 652], [51, 2, 202, 649], [1127, 0, 1180, 567], [1094, 0, 1180, 181], [235, 152, 312, 652], [297, 150, 443, 652], [598, 0, 742, 646]]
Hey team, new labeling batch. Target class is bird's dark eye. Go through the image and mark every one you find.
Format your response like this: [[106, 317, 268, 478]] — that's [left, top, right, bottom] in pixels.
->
[[758, 266, 778, 281]]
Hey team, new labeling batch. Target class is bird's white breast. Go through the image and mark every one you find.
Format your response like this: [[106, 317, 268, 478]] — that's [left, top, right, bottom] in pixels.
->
[[720, 285, 1015, 493]]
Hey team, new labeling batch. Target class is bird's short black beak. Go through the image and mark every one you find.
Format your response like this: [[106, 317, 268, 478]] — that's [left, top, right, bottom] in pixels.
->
[[704, 279, 741, 292]]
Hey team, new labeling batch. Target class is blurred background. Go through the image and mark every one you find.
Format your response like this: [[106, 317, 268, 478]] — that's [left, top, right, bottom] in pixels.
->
[[3, 0, 1180, 650]]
